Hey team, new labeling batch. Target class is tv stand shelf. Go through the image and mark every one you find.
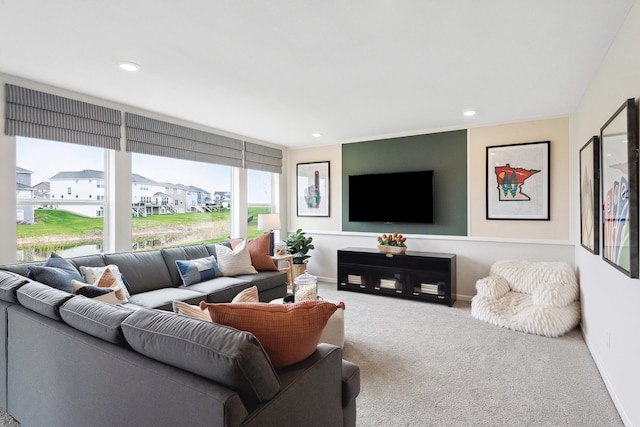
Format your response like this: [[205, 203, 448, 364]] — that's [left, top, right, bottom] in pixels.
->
[[337, 247, 456, 306]]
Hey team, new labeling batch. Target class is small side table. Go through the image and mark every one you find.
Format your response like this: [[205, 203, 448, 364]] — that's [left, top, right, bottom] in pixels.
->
[[270, 254, 294, 292]]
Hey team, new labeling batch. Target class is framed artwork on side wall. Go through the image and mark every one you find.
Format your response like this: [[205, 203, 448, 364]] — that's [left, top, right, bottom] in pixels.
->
[[486, 141, 550, 220], [579, 136, 600, 254], [297, 161, 330, 217], [600, 98, 639, 278]]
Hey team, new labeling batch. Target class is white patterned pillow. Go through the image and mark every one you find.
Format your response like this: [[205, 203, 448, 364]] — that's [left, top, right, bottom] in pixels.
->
[[71, 267, 128, 305], [231, 285, 259, 303], [80, 264, 131, 299], [214, 240, 258, 276], [172, 300, 212, 322]]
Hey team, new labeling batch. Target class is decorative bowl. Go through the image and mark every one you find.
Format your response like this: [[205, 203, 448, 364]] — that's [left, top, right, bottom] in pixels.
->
[[377, 245, 407, 254]]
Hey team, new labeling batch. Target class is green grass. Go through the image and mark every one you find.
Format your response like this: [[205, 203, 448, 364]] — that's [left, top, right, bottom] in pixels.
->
[[18, 206, 274, 239], [17, 210, 104, 238]]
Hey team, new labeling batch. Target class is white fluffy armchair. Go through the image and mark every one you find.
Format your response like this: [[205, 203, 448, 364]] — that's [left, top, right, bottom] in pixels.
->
[[471, 260, 580, 337]]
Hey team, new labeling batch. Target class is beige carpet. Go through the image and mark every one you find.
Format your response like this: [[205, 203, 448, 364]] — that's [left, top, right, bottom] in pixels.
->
[[0, 282, 623, 427], [318, 282, 623, 427]]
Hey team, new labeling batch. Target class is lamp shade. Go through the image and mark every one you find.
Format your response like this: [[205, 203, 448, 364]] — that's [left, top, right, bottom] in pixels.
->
[[257, 213, 281, 231]]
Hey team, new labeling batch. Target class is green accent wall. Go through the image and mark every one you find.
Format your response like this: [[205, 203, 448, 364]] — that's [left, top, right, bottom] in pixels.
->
[[342, 129, 467, 235]]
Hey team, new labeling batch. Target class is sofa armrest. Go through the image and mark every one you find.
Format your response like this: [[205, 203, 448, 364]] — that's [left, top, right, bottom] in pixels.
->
[[243, 344, 346, 427], [342, 358, 360, 427], [532, 281, 579, 307], [475, 275, 510, 299]]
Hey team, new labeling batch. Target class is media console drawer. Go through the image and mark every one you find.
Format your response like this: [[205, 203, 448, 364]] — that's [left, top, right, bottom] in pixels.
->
[[337, 247, 456, 306]]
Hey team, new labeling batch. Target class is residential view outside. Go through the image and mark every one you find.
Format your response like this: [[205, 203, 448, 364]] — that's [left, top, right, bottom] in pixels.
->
[[16, 137, 274, 262]]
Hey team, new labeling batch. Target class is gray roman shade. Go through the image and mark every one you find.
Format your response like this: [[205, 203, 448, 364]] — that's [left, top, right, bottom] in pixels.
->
[[5, 84, 121, 150], [125, 112, 243, 167], [245, 141, 282, 173]]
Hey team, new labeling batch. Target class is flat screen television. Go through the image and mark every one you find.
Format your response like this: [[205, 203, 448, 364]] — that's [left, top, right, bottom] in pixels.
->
[[348, 170, 434, 223]]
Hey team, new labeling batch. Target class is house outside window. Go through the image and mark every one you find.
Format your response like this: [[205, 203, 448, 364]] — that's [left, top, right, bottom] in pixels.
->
[[16, 137, 105, 262], [131, 153, 232, 250]]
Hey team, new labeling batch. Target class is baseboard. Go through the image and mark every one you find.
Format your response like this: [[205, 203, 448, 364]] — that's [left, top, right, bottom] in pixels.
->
[[581, 324, 630, 426]]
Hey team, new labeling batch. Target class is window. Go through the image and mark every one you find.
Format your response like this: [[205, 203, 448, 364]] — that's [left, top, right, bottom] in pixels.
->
[[248, 169, 277, 239], [131, 153, 232, 250], [16, 137, 105, 262]]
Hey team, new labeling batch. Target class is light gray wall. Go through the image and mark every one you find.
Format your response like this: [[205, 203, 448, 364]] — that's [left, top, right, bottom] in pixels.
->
[[571, 1, 640, 425]]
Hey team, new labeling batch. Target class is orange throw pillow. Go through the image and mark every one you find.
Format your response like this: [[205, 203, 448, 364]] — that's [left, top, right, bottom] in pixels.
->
[[230, 234, 278, 271], [200, 300, 345, 369]]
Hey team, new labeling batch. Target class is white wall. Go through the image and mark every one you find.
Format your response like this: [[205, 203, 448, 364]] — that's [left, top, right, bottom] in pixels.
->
[[306, 232, 573, 300], [287, 118, 575, 300], [572, 1, 640, 424]]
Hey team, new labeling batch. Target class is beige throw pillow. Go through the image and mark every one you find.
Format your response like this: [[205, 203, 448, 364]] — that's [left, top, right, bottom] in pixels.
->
[[215, 240, 258, 276], [231, 286, 259, 303], [172, 300, 212, 322]]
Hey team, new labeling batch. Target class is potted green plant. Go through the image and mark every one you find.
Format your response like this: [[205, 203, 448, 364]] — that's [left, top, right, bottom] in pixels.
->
[[285, 228, 315, 278]]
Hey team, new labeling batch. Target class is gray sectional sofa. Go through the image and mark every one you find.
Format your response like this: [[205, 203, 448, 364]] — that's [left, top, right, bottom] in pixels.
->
[[0, 242, 360, 427]]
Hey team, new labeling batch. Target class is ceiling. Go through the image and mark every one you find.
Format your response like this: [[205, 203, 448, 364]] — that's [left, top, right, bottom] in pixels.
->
[[0, 1, 635, 148]]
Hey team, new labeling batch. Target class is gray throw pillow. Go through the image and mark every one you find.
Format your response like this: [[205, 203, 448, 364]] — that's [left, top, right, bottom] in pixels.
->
[[27, 253, 82, 293]]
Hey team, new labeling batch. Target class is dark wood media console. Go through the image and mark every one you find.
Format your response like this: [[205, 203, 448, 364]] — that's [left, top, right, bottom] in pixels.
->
[[337, 247, 456, 306]]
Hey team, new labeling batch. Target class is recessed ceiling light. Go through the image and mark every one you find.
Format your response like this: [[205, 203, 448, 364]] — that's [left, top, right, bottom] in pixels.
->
[[118, 61, 141, 72], [312, 133, 323, 138], [463, 110, 476, 117]]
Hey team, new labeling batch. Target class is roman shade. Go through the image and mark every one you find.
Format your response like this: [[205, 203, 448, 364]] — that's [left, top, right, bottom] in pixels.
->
[[125, 113, 243, 167], [245, 141, 282, 173], [4, 84, 121, 150]]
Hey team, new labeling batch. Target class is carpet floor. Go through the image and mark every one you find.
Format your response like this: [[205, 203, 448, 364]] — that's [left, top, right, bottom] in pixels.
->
[[319, 282, 623, 426]]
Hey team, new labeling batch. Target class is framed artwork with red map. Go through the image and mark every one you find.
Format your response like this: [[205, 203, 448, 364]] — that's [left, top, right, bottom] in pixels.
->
[[297, 161, 330, 217], [486, 141, 550, 220]]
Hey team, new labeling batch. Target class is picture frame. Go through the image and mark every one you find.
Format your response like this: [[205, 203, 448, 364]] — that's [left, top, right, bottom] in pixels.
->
[[579, 136, 600, 254], [486, 141, 550, 220], [600, 98, 638, 278], [296, 161, 330, 217]]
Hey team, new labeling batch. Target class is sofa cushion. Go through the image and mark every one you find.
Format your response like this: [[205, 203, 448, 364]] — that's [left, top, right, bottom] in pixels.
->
[[71, 267, 129, 305], [201, 300, 345, 369], [234, 271, 288, 301], [26, 253, 82, 293], [175, 256, 222, 286], [184, 276, 250, 303], [104, 251, 172, 293], [60, 295, 135, 344], [16, 281, 73, 321], [69, 254, 107, 269], [205, 240, 231, 259], [171, 300, 211, 322], [230, 234, 278, 272], [160, 245, 210, 286], [126, 287, 206, 311], [0, 263, 36, 277], [0, 270, 30, 303], [214, 240, 258, 276], [121, 308, 280, 402]]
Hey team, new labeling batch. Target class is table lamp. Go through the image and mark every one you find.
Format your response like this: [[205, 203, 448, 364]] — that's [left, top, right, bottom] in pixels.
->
[[257, 213, 281, 255]]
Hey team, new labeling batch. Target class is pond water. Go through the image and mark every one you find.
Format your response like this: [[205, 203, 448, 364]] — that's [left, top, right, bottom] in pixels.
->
[[16, 237, 181, 263]]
